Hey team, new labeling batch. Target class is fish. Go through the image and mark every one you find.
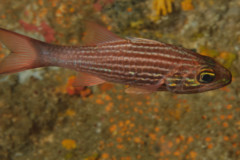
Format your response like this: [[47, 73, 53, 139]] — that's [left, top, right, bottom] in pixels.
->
[[0, 22, 232, 94]]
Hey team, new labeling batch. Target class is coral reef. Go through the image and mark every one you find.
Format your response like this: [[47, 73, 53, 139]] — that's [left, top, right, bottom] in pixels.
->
[[150, 0, 175, 21]]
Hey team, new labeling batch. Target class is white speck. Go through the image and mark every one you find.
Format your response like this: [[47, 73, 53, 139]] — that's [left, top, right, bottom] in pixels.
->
[[18, 69, 44, 83], [96, 122, 102, 133]]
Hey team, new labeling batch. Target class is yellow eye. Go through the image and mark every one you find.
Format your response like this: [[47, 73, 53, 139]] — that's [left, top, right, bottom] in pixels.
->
[[197, 69, 215, 83]]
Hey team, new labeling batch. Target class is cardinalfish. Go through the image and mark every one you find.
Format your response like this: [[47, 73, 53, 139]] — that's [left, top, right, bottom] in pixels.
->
[[0, 22, 231, 94]]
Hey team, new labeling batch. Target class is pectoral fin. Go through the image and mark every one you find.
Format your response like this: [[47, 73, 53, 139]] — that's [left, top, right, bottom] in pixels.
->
[[73, 72, 106, 87]]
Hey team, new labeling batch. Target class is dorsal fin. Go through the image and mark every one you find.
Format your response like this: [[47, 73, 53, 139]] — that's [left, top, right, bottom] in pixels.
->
[[82, 21, 123, 45]]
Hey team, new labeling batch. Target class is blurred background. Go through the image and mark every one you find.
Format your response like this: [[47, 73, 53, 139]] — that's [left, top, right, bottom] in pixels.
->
[[0, 0, 240, 160]]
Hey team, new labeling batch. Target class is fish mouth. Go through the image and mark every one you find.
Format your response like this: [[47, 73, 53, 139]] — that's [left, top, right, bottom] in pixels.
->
[[199, 78, 231, 92], [173, 82, 230, 94]]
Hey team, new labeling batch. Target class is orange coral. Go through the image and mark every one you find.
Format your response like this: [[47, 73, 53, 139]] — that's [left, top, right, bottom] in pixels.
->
[[150, 0, 174, 21], [187, 136, 194, 144], [80, 88, 92, 97], [222, 122, 229, 127], [226, 104, 232, 110], [96, 99, 104, 104], [134, 137, 142, 143], [101, 153, 109, 159], [181, 0, 194, 11], [65, 109, 76, 117], [100, 83, 114, 91], [66, 76, 91, 97], [109, 124, 117, 134], [152, 0, 174, 16], [223, 136, 229, 141], [61, 139, 76, 150], [208, 144, 213, 149], [127, 7, 132, 12], [105, 102, 113, 112], [189, 151, 197, 159], [0, 53, 5, 59]]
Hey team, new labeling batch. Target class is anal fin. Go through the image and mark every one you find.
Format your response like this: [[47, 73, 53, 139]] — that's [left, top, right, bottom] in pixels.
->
[[125, 87, 155, 94]]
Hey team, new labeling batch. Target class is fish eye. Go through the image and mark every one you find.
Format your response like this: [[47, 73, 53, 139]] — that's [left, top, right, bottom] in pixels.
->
[[197, 69, 215, 83]]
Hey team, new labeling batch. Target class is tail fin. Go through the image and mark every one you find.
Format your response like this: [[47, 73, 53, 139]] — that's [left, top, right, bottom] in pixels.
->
[[0, 28, 43, 74]]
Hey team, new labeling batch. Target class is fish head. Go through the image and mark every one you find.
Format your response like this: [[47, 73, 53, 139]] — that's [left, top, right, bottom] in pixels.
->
[[194, 55, 232, 92], [164, 55, 232, 94]]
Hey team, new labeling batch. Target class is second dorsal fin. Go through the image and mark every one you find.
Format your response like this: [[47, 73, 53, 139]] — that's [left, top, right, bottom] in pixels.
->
[[127, 37, 161, 44], [82, 21, 123, 45]]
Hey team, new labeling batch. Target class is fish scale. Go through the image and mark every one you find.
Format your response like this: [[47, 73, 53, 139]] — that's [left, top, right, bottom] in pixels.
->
[[0, 22, 232, 94], [40, 40, 199, 87]]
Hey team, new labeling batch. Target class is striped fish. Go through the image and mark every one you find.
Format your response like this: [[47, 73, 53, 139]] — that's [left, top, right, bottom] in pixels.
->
[[0, 22, 232, 94]]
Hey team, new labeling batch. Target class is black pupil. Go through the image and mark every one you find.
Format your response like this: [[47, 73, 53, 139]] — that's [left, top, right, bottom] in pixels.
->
[[201, 74, 214, 83]]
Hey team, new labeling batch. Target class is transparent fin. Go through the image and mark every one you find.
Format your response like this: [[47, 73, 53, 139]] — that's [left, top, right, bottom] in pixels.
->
[[0, 28, 42, 74], [82, 21, 123, 45], [126, 37, 161, 44], [73, 72, 106, 87], [125, 86, 155, 94]]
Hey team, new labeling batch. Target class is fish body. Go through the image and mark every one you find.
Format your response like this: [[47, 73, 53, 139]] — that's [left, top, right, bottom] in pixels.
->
[[0, 22, 232, 94]]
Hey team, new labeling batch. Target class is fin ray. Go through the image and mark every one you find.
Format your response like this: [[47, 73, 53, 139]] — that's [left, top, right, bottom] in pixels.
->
[[83, 21, 123, 45], [125, 87, 154, 94], [73, 72, 106, 87], [127, 37, 161, 44], [0, 28, 42, 74]]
